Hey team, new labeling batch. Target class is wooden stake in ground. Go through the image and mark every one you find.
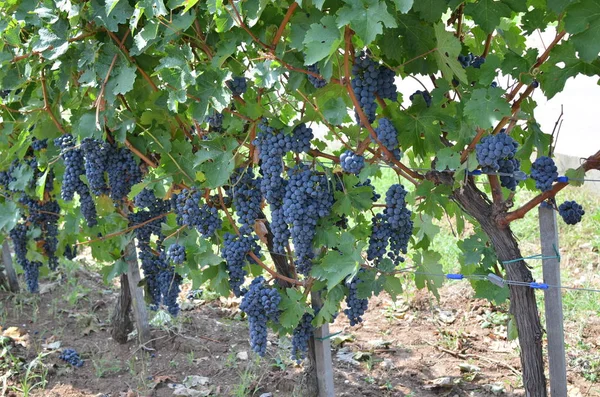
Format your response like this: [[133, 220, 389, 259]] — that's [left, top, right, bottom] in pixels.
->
[[124, 240, 151, 345], [111, 273, 134, 344], [538, 206, 568, 396], [2, 240, 20, 293], [310, 291, 335, 397]]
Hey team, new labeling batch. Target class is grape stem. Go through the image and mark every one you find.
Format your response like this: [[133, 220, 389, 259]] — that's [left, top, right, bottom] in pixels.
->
[[76, 211, 173, 247], [481, 33, 493, 58], [41, 69, 66, 134], [272, 2, 298, 48]]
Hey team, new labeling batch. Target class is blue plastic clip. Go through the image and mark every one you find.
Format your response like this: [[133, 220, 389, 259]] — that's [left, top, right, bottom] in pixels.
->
[[468, 170, 483, 176], [446, 274, 464, 280], [529, 282, 549, 290], [556, 176, 569, 183]]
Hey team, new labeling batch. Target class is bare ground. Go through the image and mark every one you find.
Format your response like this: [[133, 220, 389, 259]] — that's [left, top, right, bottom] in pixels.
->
[[0, 266, 598, 397]]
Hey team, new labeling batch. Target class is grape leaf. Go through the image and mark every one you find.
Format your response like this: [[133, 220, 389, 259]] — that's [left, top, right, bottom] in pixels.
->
[[108, 63, 137, 96], [465, 0, 512, 33], [336, 0, 397, 45], [564, 0, 600, 62], [314, 285, 344, 325], [414, 0, 449, 23], [303, 16, 343, 65], [279, 288, 313, 329], [92, 0, 133, 32], [0, 201, 20, 233], [539, 42, 600, 99], [434, 23, 468, 85], [393, 0, 414, 13], [463, 87, 511, 129], [565, 167, 586, 187], [413, 250, 444, 299], [312, 233, 365, 290]]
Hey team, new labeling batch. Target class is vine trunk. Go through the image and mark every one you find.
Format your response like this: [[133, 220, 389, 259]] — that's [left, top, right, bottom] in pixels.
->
[[453, 179, 547, 396]]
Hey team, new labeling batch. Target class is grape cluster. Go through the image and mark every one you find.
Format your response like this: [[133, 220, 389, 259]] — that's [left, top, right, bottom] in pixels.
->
[[134, 188, 157, 209], [283, 165, 334, 275], [497, 158, 521, 191], [64, 244, 78, 260], [339, 150, 365, 175], [54, 134, 85, 201], [106, 146, 142, 202], [530, 156, 558, 192], [19, 196, 60, 270], [344, 271, 369, 326], [158, 267, 182, 316], [167, 244, 186, 264], [226, 76, 247, 96], [351, 51, 379, 124], [54, 135, 98, 226], [409, 90, 432, 107], [366, 184, 413, 266], [458, 53, 485, 69], [558, 201, 585, 225], [129, 193, 170, 308], [475, 133, 518, 172], [239, 276, 281, 356], [31, 138, 48, 151], [228, 168, 263, 229], [81, 138, 109, 196], [207, 112, 223, 130], [291, 313, 314, 362], [376, 65, 398, 101], [374, 118, 401, 160], [290, 123, 313, 154], [307, 64, 327, 88], [23, 260, 42, 293], [59, 348, 84, 367], [222, 232, 261, 297], [172, 190, 222, 237]]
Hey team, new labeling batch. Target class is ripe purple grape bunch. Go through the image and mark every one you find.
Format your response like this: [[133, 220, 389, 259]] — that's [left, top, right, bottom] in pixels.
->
[[60, 348, 84, 367], [558, 200, 585, 225], [530, 156, 558, 192], [307, 64, 327, 88], [340, 150, 365, 174], [226, 76, 247, 96], [167, 243, 186, 264]]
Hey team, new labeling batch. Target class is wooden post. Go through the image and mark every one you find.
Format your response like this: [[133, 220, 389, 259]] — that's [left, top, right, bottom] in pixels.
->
[[538, 206, 568, 396], [2, 240, 20, 293], [124, 240, 151, 345], [310, 291, 335, 397]]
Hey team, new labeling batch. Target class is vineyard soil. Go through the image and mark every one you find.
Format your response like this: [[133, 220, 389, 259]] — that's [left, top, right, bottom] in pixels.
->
[[1, 263, 598, 397]]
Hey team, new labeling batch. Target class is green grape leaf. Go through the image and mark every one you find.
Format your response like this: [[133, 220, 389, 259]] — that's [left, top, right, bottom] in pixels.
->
[[434, 23, 468, 84], [100, 259, 128, 284], [413, 250, 444, 299], [314, 285, 344, 325], [303, 16, 343, 65], [195, 137, 237, 188], [563, 0, 600, 63], [312, 232, 365, 290], [565, 167, 586, 187], [383, 275, 403, 300], [279, 288, 313, 329], [92, 0, 133, 32], [393, 0, 414, 13], [0, 201, 20, 233], [336, 0, 397, 45], [435, 147, 461, 171], [108, 63, 137, 96], [414, 0, 449, 23], [465, 0, 512, 33], [548, 0, 575, 13], [463, 87, 511, 129], [8, 163, 34, 192]]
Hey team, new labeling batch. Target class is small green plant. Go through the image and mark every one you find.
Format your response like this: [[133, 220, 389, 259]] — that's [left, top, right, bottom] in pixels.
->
[[92, 356, 122, 378], [13, 353, 49, 397]]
